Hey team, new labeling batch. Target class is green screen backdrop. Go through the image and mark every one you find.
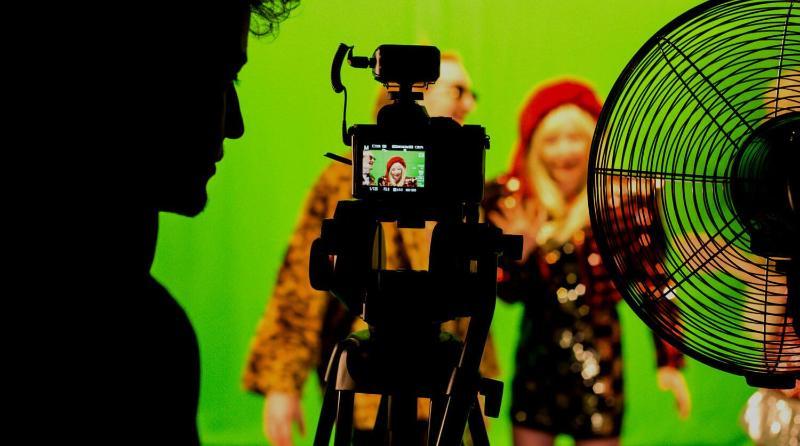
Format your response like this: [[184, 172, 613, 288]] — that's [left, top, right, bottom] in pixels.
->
[[152, 1, 758, 445]]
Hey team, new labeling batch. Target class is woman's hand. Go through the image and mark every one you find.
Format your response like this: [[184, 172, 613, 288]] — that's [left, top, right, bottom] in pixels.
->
[[657, 366, 692, 419], [264, 391, 306, 446], [487, 197, 545, 262]]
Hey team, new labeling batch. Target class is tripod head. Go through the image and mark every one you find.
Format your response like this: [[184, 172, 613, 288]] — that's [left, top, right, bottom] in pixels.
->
[[310, 201, 521, 327]]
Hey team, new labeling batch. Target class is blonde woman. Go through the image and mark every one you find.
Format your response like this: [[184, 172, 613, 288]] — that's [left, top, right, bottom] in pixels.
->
[[485, 80, 691, 446], [378, 156, 417, 187]]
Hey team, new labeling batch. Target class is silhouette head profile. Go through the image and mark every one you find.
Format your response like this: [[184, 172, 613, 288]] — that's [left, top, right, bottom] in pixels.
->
[[141, 1, 298, 217]]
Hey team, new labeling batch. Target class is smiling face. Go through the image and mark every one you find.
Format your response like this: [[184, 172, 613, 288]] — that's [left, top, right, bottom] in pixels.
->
[[362, 152, 375, 174], [389, 162, 405, 182], [528, 104, 596, 200]]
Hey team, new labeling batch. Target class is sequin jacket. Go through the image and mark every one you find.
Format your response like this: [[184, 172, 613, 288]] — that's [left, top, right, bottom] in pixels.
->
[[243, 160, 500, 430]]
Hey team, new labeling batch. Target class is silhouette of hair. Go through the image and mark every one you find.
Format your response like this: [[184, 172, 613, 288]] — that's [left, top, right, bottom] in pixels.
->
[[249, 0, 301, 36]]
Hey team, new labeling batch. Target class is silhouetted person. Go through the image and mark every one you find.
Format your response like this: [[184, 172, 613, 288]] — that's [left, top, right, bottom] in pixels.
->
[[129, 1, 299, 444]]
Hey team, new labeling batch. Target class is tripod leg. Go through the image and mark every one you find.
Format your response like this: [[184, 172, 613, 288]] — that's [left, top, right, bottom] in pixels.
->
[[467, 396, 488, 446], [427, 396, 447, 446], [435, 393, 472, 446], [334, 390, 355, 446], [314, 381, 339, 446], [369, 395, 389, 446], [388, 394, 417, 446], [315, 342, 346, 446]]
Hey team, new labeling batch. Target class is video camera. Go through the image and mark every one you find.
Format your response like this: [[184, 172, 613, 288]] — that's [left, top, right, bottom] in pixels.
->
[[330, 44, 489, 225]]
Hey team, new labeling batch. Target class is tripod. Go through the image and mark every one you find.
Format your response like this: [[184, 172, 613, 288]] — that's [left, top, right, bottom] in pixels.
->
[[310, 200, 521, 445]]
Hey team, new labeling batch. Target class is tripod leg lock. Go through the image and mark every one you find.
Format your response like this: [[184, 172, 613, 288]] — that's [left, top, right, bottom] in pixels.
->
[[444, 368, 504, 418], [478, 378, 503, 418]]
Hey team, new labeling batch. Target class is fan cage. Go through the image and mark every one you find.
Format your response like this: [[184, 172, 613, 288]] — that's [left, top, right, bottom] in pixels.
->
[[588, 0, 799, 381]]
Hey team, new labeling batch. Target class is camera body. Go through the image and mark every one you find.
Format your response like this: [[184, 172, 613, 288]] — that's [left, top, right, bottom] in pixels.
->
[[351, 119, 488, 223], [336, 44, 489, 224]]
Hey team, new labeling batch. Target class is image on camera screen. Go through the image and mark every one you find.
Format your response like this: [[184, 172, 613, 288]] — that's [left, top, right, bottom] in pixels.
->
[[360, 143, 425, 192]]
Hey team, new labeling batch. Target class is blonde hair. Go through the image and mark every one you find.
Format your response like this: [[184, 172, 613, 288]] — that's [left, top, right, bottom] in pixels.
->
[[528, 104, 597, 245]]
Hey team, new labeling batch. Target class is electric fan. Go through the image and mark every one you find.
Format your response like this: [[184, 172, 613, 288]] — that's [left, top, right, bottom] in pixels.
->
[[589, 0, 799, 387]]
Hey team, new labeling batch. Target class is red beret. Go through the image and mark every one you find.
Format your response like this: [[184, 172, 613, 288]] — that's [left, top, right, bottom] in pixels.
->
[[386, 156, 406, 170], [508, 80, 603, 197]]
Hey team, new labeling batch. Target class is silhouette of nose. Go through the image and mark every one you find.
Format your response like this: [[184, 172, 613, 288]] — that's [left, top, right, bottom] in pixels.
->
[[225, 84, 244, 139]]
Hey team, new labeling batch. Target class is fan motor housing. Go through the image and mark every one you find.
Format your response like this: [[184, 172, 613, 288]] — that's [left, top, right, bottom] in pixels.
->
[[731, 112, 799, 258]]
